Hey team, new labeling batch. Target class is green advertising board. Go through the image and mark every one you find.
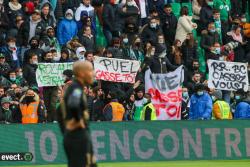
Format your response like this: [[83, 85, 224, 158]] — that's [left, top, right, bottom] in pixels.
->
[[0, 120, 250, 166]]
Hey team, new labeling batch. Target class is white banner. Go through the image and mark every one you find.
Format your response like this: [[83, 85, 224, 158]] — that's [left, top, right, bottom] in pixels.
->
[[94, 56, 140, 83], [36, 63, 73, 87], [208, 60, 249, 91], [145, 66, 184, 120]]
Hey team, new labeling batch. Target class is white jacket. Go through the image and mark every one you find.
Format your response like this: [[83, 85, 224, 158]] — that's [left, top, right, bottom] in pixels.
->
[[175, 15, 196, 44], [75, 3, 95, 21]]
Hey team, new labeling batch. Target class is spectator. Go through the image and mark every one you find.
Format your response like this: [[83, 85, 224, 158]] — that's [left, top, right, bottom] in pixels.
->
[[0, 97, 14, 123], [91, 86, 105, 121], [65, 37, 83, 59], [141, 93, 157, 120], [189, 84, 213, 120], [0, 53, 11, 78], [23, 53, 38, 86], [108, 38, 123, 59], [36, 0, 56, 39], [186, 72, 203, 95], [175, 6, 197, 44], [181, 33, 198, 68], [0, 36, 22, 69], [57, 9, 78, 46], [123, 92, 136, 121], [206, 42, 227, 60], [75, 46, 86, 61], [213, 9, 222, 43], [60, 49, 72, 62], [134, 85, 146, 120], [192, 0, 203, 35], [19, 88, 46, 124], [181, 87, 190, 120], [17, 9, 41, 48], [148, 0, 164, 16], [234, 89, 250, 119], [23, 36, 44, 65], [40, 26, 60, 54], [141, 17, 162, 45], [79, 25, 95, 52], [226, 25, 246, 62], [186, 59, 205, 83], [128, 36, 144, 62], [75, 0, 96, 31], [103, 90, 125, 121], [0, 0, 10, 46], [8, 70, 26, 87], [0, 86, 5, 102], [201, 22, 220, 60], [214, 0, 231, 43], [200, 0, 214, 31], [168, 39, 183, 66], [7, 0, 23, 29], [145, 44, 177, 73], [211, 90, 232, 119], [84, 51, 94, 63], [161, 4, 178, 45]]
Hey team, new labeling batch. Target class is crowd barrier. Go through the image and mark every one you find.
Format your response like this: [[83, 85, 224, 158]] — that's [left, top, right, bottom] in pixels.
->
[[0, 120, 250, 166]]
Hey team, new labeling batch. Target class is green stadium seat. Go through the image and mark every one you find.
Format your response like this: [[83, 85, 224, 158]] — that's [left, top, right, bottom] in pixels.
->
[[197, 46, 206, 73], [171, 3, 181, 18]]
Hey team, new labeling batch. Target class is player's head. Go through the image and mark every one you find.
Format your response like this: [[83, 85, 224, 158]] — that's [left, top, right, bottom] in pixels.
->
[[73, 60, 94, 85]]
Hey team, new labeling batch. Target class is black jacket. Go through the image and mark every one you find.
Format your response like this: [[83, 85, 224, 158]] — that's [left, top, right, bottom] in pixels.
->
[[0, 63, 11, 78], [102, 2, 116, 32], [23, 63, 38, 86], [141, 25, 163, 45], [79, 35, 96, 52], [201, 30, 220, 56], [23, 48, 44, 65], [91, 98, 105, 121], [181, 41, 198, 68], [200, 5, 213, 31], [161, 12, 178, 45], [145, 55, 178, 73]]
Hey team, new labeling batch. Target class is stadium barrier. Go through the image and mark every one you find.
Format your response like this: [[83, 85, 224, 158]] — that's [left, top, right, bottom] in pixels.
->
[[0, 120, 250, 166]]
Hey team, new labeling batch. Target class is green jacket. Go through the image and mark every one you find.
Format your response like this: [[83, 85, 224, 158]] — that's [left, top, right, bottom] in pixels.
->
[[141, 102, 157, 121], [214, 0, 231, 21]]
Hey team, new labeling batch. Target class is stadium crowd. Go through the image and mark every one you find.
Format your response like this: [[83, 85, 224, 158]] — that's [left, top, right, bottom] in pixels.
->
[[0, 0, 250, 123]]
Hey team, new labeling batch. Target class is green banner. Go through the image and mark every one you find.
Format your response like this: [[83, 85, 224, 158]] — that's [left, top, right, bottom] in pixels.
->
[[0, 120, 250, 166]]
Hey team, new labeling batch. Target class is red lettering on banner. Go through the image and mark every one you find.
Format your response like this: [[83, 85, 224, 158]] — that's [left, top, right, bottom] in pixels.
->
[[95, 70, 136, 83]]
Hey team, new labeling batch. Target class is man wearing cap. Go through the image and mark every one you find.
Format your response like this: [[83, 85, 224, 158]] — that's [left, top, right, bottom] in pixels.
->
[[57, 9, 78, 46], [211, 90, 232, 119], [0, 97, 14, 123], [189, 84, 213, 120]]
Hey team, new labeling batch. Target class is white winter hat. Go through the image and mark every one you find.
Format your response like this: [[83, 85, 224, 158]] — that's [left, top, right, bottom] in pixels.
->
[[65, 9, 74, 16]]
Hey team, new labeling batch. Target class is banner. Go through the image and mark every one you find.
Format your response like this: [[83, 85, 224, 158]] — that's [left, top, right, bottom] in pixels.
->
[[36, 63, 73, 87], [94, 57, 140, 83], [145, 66, 184, 120], [208, 60, 249, 91], [1, 121, 250, 166]]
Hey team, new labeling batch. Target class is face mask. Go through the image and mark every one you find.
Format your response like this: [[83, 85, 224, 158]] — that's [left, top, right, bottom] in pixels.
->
[[66, 15, 73, 20], [123, 38, 128, 44], [78, 54, 85, 60], [31, 43, 38, 48], [241, 18, 247, 22], [197, 91, 204, 96], [235, 95, 241, 100], [10, 77, 16, 81], [207, 1, 213, 7], [212, 96, 216, 101], [46, 58, 53, 62], [158, 39, 165, 44], [127, 2, 133, 6], [32, 60, 38, 65], [182, 92, 189, 98], [8, 43, 16, 48], [18, 73, 23, 78], [53, 56, 61, 62], [210, 29, 216, 33], [150, 23, 157, 29], [215, 47, 221, 54], [135, 42, 141, 47]]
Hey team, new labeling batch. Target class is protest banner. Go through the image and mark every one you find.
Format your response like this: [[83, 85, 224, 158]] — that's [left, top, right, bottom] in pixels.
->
[[145, 66, 184, 120], [207, 60, 249, 91], [36, 63, 73, 87], [94, 56, 140, 83]]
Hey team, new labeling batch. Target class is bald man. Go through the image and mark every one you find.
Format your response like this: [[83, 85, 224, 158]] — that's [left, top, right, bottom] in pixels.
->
[[59, 61, 97, 167]]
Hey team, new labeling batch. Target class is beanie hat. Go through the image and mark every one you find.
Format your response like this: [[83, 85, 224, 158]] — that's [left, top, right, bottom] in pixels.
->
[[65, 9, 74, 17], [194, 83, 205, 92], [1, 97, 11, 104], [25, 1, 35, 14], [211, 90, 222, 100]]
